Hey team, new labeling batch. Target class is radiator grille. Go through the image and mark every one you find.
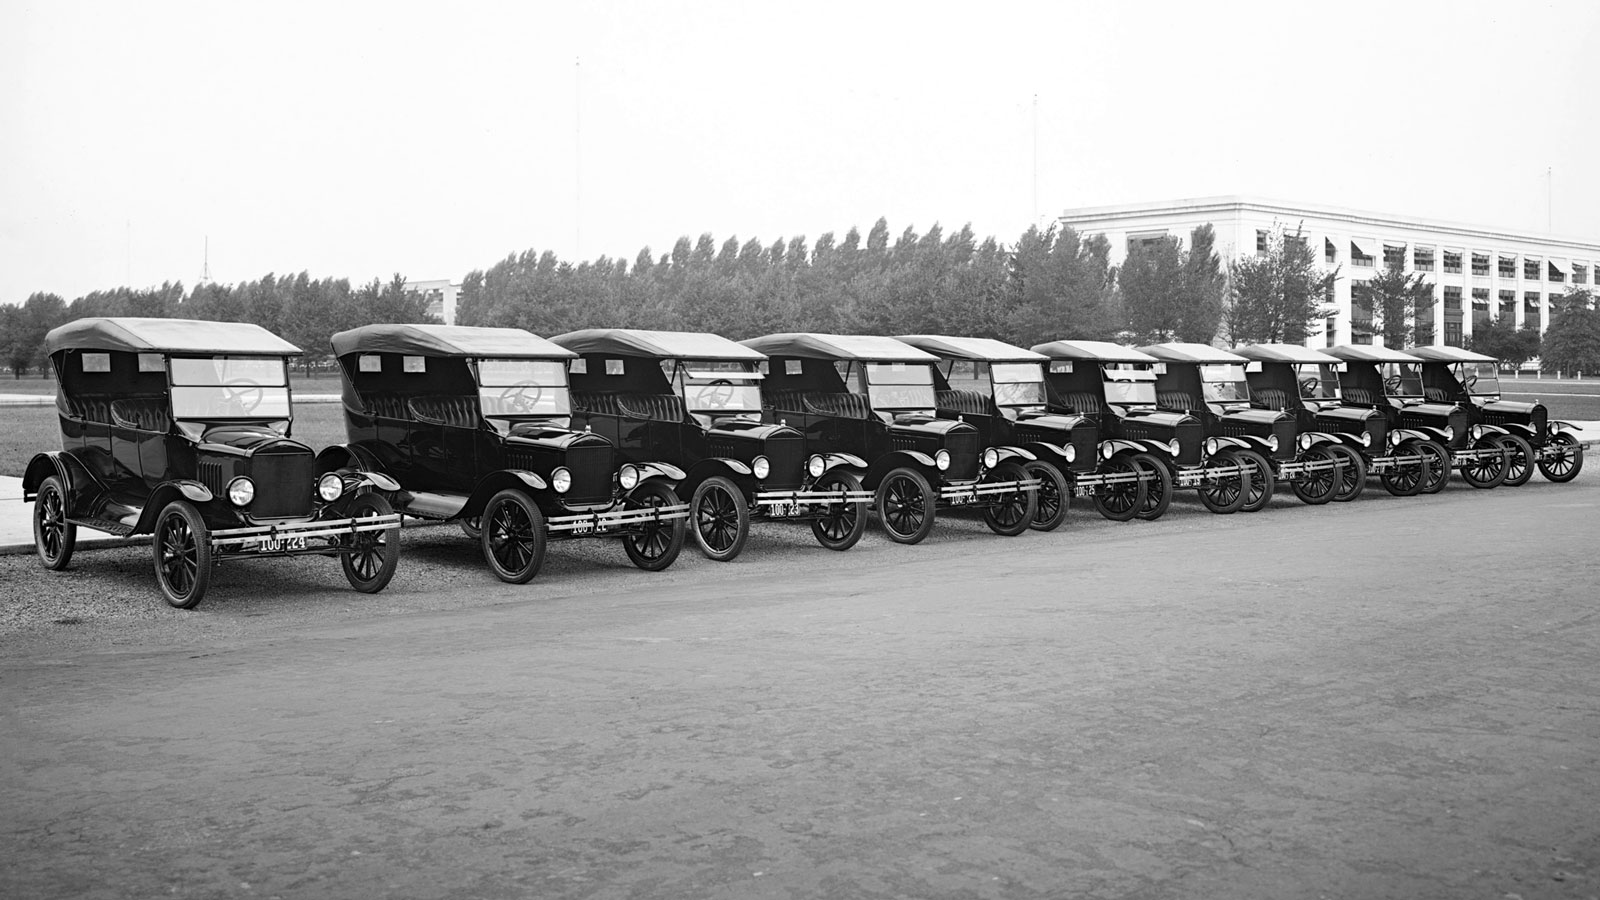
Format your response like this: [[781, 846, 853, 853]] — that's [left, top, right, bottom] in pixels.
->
[[250, 448, 315, 518], [944, 429, 980, 481], [562, 440, 614, 505], [762, 432, 806, 490]]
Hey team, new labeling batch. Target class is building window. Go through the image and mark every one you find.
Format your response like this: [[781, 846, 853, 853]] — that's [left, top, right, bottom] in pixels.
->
[[1548, 261, 1565, 283], [1471, 253, 1490, 276], [1524, 258, 1542, 280], [1443, 251, 1462, 274], [1499, 256, 1517, 278], [1444, 286, 1462, 310], [1500, 290, 1517, 316], [1383, 244, 1406, 268], [1325, 239, 1337, 264], [1352, 242, 1376, 268], [1471, 287, 1489, 307], [1445, 321, 1463, 347], [1413, 247, 1434, 272], [1575, 264, 1589, 285], [1256, 230, 1268, 255]]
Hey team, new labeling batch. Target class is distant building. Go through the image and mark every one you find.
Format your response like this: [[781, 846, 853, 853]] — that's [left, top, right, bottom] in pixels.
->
[[1058, 196, 1600, 347], [403, 279, 460, 325]]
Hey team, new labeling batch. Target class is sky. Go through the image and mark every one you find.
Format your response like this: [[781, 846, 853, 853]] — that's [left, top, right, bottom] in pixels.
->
[[3, 0, 1598, 306]]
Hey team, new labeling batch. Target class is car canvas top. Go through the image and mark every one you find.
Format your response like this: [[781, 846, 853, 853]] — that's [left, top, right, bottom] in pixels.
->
[[1030, 340, 1161, 364], [1235, 344, 1344, 364], [1139, 342, 1251, 364], [897, 335, 1047, 363], [553, 328, 766, 361], [46, 317, 302, 356], [741, 333, 937, 363], [1408, 346, 1498, 364], [1325, 344, 1425, 363], [331, 324, 573, 359]]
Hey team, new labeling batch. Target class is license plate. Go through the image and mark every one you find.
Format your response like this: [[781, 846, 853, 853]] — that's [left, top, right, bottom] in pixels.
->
[[571, 519, 595, 535], [948, 489, 975, 505], [258, 535, 306, 553], [770, 501, 802, 517]]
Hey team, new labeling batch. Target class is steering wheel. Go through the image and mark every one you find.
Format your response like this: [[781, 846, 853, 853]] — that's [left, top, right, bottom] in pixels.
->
[[698, 379, 734, 409], [1464, 374, 1478, 390], [498, 381, 544, 413], [1299, 377, 1320, 396], [220, 379, 264, 414], [1383, 374, 1403, 392]]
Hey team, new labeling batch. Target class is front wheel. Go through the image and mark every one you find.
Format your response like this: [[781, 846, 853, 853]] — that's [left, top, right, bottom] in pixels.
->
[[1091, 455, 1146, 522], [691, 475, 750, 562], [810, 470, 868, 551], [1289, 446, 1339, 505], [1537, 433, 1584, 482], [981, 461, 1036, 537], [1326, 444, 1366, 502], [1024, 461, 1070, 532], [480, 489, 546, 584], [1236, 449, 1275, 513], [622, 481, 687, 571], [33, 475, 77, 571], [341, 493, 401, 593], [1381, 443, 1426, 497], [876, 467, 936, 544], [1131, 453, 1173, 521], [1460, 437, 1507, 489], [1496, 434, 1534, 487], [1418, 440, 1450, 494], [1197, 451, 1248, 515], [154, 500, 211, 609]]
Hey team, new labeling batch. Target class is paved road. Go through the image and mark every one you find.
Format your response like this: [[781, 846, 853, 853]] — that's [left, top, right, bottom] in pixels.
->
[[3, 477, 1598, 900]]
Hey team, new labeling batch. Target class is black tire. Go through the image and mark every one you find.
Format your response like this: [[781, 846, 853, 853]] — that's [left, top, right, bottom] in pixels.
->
[[1381, 442, 1426, 497], [1326, 444, 1367, 502], [459, 517, 482, 540], [1236, 449, 1275, 513], [875, 466, 937, 545], [34, 475, 77, 571], [1418, 440, 1450, 494], [1131, 453, 1173, 521], [810, 470, 867, 551], [691, 475, 750, 562], [1023, 461, 1070, 532], [1460, 437, 1507, 489], [622, 481, 687, 571], [1289, 446, 1339, 505], [1197, 450, 1248, 515], [340, 493, 401, 593], [1090, 455, 1146, 522], [981, 461, 1036, 537], [153, 500, 211, 610], [1496, 434, 1535, 487], [480, 489, 546, 584], [1537, 433, 1584, 483]]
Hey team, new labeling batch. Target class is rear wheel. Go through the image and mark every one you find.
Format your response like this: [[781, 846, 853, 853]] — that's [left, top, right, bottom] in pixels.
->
[[691, 475, 750, 561], [1131, 453, 1173, 521], [1495, 434, 1534, 487], [622, 481, 687, 571], [1327, 444, 1367, 502], [876, 467, 937, 545], [1381, 443, 1426, 497], [1460, 437, 1507, 489], [1418, 440, 1450, 494], [1197, 451, 1248, 515], [341, 493, 400, 593], [1024, 461, 1070, 532], [154, 500, 211, 610], [1236, 449, 1275, 513], [481, 489, 546, 584], [33, 476, 77, 571], [1537, 433, 1584, 482], [810, 470, 867, 551], [981, 461, 1035, 536], [1288, 446, 1339, 505], [459, 517, 482, 540], [1091, 455, 1145, 522]]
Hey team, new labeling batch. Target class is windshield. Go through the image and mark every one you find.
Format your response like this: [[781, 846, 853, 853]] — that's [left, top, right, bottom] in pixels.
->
[[1297, 363, 1343, 400], [169, 356, 291, 419], [1382, 362, 1425, 397], [679, 360, 763, 413], [477, 358, 571, 417], [989, 362, 1046, 406], [1465, 361, 1500, 397], [1102, 363, 1157, 405], [865, 362, 935, 411], [1198, 363, 1251, 402]]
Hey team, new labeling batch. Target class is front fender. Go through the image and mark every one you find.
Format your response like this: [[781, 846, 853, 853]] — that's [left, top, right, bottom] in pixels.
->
[[128, 480, 215, 534], [989, 446, 1036, 465], [1298, 433, 1340, 451], [683, 458, 754, 493], [811, 451, 869, 474], [864, 451, 939, 489], [458, 469, 551, 519], [1499, 422, 1539, 441], [1469, 423, 1510, 441], [315, 442, 387, 476], [1023, 441, 1074, 468], [629, 461, 687, 485], [1098, 438, 1149, 460]]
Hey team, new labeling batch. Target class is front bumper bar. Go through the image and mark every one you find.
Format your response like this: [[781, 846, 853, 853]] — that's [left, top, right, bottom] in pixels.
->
[[755, 488, 874, 515], [211, 513, 404, 550], [547, 503, 691, 535]]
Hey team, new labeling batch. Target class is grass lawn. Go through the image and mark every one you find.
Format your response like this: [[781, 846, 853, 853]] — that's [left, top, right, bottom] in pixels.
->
[[0, 374, 347, 397]]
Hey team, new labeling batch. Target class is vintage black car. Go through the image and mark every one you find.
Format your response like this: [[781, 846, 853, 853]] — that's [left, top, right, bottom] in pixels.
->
[[1033, 340, 1247, 517], [550, 328, 871, 559], [1326, 344, 1506, 491], [898, 334, 1149, 528], [324, 324, 689, 583], [1140, 342, 1346, 509], [1233, 344, 1379, 501], [740, 333, 1038, 545], [24, 317, 402, 609], [1409, 345, 1588, 485]]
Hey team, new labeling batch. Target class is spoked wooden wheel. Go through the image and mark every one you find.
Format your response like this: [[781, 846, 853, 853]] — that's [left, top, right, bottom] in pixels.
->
[[875, 467, 936, 544], [622, 481, 687, 571], [1131, 453, 1173, 521], [341, 493, 401, 593], [980, 461, 1036, 537], [810, 470, 867, 551], [691, 475, 749, 561], [1537, 433, 1584, 482], [154, 500, 211, 610], [1326, 444, 1366, 502], [33, 475, 77, 571], [1091, 455, 1146, 522], [1460, 438, 1507, 489], [481, 488, 546, 584], [1495, 434, 1534, 487], [1288, 446, 1340, 505], [1024, 461, 1070, 532]]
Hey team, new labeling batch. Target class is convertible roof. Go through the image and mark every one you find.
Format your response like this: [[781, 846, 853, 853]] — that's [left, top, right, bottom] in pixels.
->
[[1408, 346, 1497, 364], [1031, 340, 1159, 363], [741, 333, 937, 362], [1325, 344, 1424, 363], [331, 324, 573, 359], [897, 335, 1046, 362], [1235, 344, 1344, 364], [551, 328, 765, 361], [46, 317, 301, 356], [1139, 342, 1250, 364]]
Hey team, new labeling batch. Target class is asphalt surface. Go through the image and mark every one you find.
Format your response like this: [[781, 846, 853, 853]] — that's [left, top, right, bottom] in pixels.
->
[[2, 473, 1598, 900]]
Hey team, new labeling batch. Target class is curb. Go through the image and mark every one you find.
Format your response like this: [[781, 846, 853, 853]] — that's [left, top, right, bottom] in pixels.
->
[[0, 535, 150, 557]]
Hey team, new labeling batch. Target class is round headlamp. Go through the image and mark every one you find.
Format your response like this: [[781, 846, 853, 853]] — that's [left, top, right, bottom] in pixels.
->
[[618, 464, 640, 491], [551, 467, 573, 493], [1389, 431, 1403, 448], [1468, 425, 1484, 442], [1203, 437, 1220, 457], [807, 455, 826, 479], [227, 476, 255, 507], [1166, 438, 1180, 457], [935, 449, 952, 471], [1443, 425, 1455, 442], [982, 448, 999, 469], [1298, 433, 1313, 451], [1064, 444, 1077, 464], [1266, 434, 1279, 452], [751, 456, 770, 480], [1359, 431, 1372, 448], [1101, 443, 1115, 460], [317, 473, 345, 502]]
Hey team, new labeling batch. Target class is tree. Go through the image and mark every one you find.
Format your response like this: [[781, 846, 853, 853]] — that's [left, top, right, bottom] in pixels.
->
[[1118, 236, 1186, 342], [0, 304, 30, 377], [1467, 317, 1541, 370], [1541, 287, 1600, 376], [13, 292, 69, 377], [1355, 257, 1434, 347], [1223, 225, 1337, 345], [1176, 224, 1226, 343]]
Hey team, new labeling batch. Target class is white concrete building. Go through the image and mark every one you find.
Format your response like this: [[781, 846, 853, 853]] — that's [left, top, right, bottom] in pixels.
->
[[403, 279, 460, 325], [1058, 196, 1600, 347]]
